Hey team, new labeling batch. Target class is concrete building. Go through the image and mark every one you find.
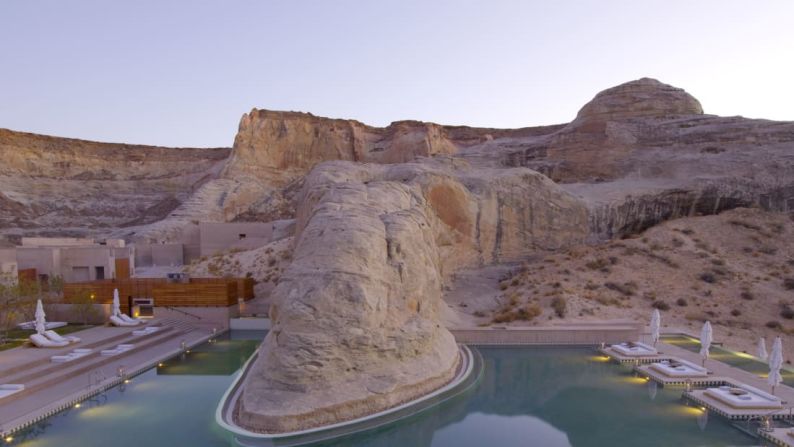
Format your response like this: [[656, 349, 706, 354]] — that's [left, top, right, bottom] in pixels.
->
[[0, 248, 17, 283], [15, 237, 134, 283], [134, 219, 295, 267]]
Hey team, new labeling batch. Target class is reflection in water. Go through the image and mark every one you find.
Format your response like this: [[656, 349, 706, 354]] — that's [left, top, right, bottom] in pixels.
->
[[647, 380, 658, 400], [316, 347, 753, 447], [432, 413, 571, 446]]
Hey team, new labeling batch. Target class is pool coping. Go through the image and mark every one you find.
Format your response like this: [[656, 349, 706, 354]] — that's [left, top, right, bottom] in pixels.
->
[[215, 344, 478, 444]]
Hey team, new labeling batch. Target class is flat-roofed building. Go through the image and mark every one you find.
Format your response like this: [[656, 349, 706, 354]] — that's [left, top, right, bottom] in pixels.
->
[[14, 237, 134, 283]]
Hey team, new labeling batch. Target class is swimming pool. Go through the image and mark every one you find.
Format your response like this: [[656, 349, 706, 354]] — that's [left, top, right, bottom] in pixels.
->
[[5, 338, 755, 447]]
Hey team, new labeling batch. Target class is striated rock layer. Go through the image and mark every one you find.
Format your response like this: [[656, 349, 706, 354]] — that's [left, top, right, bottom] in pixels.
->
[[0, 128, 229, 239], [236, 159, 588, 432]]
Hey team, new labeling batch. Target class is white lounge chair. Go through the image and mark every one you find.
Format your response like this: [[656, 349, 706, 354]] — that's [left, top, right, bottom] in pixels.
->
[[118, 314, 143, 325], [44, 330, 80, 344], [50, 348, 93, 363], [132, 326, 159, 336], [110, 315, 138, 327], [29, 333, 69, 348], [0, 384, 25, 399], [100, 344, 135, 356]]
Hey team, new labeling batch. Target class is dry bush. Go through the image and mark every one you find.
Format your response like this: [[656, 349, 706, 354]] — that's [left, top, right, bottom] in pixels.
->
[[551, 297, 567, 318]]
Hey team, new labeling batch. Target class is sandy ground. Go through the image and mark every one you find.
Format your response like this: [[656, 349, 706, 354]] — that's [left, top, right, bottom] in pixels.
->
[[444, 208, 794, 362]]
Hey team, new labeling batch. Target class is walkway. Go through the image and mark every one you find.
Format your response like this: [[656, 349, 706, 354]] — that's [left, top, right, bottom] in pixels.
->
[[0, 319, 218, 437]]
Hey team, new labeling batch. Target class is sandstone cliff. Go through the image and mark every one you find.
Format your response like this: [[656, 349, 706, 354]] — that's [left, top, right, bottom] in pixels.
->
[[236, 159, 588, 432], [0, 129, 229, 240]]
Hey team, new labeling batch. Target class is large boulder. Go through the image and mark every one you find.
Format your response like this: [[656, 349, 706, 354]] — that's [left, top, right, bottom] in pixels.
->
[[236, 159, 588, 432]]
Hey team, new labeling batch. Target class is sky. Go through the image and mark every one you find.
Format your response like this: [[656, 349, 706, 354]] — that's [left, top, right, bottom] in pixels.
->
[[1, 0, 793, 148]]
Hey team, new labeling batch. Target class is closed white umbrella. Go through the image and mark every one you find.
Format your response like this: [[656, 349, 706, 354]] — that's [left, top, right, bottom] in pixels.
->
[[34, 299, 46, 335], [112, 289, 121, 317], [650, 309, 661, 346], [699, 321, 712, 366], [758, 337, 769, 362], [768, 336, 784, 395]]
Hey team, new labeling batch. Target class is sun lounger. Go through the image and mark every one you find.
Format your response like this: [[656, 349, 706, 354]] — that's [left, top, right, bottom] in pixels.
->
[[0, 384, 25, 399], [132, 326, 159, 336], [44, 330, 80, 344], [704, 384, 783, 409], [650, 358, 708, 378], [50, 348, 93, 363], [29, 333, 69, 348], [110, 315, 138, 327], [100, 344, 135, 356], [118, 314, 143, 325], [611, 341, 657, 356]]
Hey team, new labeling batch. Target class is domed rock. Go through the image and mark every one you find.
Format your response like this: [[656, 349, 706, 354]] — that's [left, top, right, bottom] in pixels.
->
[[573, 77, 703, 125]]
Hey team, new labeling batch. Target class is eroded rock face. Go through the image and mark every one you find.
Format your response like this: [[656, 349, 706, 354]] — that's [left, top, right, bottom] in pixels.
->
[[0, 128, 229, 239], [226, 110, 460, 181], [236, 160, 588, 432]]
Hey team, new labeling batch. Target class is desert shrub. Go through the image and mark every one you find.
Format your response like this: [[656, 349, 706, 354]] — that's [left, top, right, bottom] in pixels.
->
[[551, 297, 567, 318], [585, 258, 610, 271], [740, 290, 755, 301], [492, 304, 542, 323], [783, 278, 794, 290], [729, 220, 762, 231], [711, 259, 725, 266], [699, 272, 717, 284], [671, 238, 684, 248], [652, 300, 670, 311], [730, 309, 741, 317], [676, 298, 688, 307], [604, 281, 636, 297], [759, 245, 778, 255], [766, 321, 783, 329], [781, 306, 794, 320]]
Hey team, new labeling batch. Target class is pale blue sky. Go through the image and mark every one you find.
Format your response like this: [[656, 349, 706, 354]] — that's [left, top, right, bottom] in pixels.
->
[[1, 0, 792, 147]]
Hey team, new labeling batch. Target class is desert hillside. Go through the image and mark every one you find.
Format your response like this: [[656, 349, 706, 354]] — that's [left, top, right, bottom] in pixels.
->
[[445, 207, 794, 359]]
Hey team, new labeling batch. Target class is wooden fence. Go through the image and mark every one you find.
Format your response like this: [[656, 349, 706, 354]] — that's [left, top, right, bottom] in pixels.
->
[[62, 277, 254, 310]]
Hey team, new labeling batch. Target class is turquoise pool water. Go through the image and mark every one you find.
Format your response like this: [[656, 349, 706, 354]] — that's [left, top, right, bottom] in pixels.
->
[[7, 339, 755, 447], [661, 334, 794, 386]]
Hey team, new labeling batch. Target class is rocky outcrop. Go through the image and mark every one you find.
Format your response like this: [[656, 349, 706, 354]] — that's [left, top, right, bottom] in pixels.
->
[[461, 78, 794, 240], [0, 128, 230, 240], [225, 110, 461, 182], [236, 159, 588, 432]]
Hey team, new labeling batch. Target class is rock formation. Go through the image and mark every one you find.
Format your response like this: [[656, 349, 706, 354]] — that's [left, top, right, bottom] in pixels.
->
[[236, 159, 588, 432], [0, 128, 229, 240], [2, 77, 793, 432]]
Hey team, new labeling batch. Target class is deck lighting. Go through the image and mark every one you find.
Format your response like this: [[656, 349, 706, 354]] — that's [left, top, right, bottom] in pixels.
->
[[4, 436, 12, 443], [74, 403, 81, 408]]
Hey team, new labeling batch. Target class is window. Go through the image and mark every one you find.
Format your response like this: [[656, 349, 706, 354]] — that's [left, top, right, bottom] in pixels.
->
[[238, 234, 247, 240], [95, 266, 105, 280]]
